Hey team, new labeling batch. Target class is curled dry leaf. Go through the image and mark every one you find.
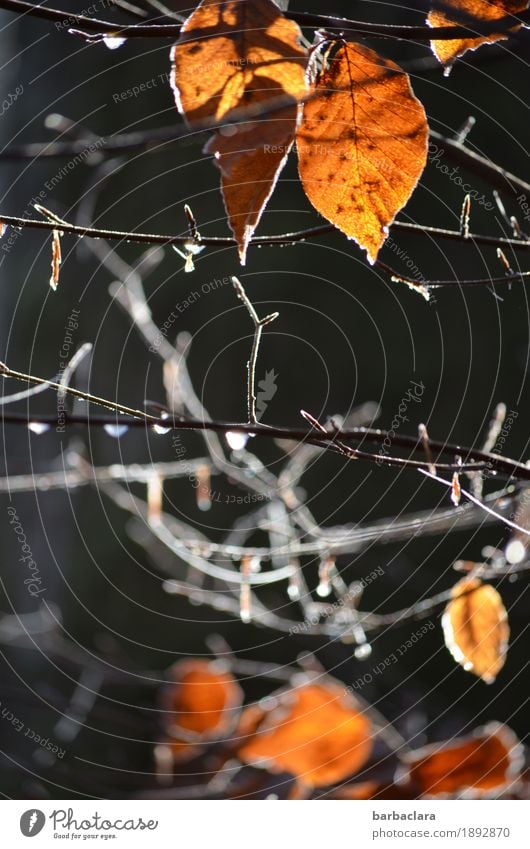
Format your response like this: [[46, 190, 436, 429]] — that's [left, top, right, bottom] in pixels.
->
[[49, 228, 62, 291], [238, 681, 373, 787], [297, 42, 428, 264], [160, 658, 243, 761], [396, 722, 524, 797], [451, 470, 461, 505], [171, 0, 307, 263], [442, 577, 509, 683], [428, 1, 529, 65]]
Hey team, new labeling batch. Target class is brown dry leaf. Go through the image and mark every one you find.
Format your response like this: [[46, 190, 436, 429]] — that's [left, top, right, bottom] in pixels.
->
[[49, 228, 62, 292], [451, 470, 461, 505], [428, 1, 528, 65], [171, 0, 307, 263], [162, 658, 243, 742], [442, 577, 509, 682], [238, 681, 373, 787], [397, 722, 524, 797], [297, 42, 428, 264]]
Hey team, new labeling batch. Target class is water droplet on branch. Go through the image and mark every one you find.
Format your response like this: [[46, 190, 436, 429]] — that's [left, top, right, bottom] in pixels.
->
[[28, 422, 51, 435], [103, 423, 129, 438], [226, 430, 248, 451], [103, 35, 126, 50]]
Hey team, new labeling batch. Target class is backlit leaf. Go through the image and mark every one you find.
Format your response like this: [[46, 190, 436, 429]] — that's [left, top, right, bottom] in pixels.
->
[[171, 0, 307, 263], [428, 1, 529, 65], [442, 577, 509, 683], [297, 41, 428, 264], [238, 681, 373, 787], [397, 722, 524, 797]]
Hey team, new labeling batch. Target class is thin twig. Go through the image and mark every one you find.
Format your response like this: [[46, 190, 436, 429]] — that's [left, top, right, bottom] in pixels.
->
[[0, 360, 158, 422], [2, 212, 530, 256], [0, 457, 215, 492], [429, 129, 530, 197], [1, 391, 528, 480], [378, 261, 530, 290], [232, 277, 278, 425], [420, 469, 530, 536]]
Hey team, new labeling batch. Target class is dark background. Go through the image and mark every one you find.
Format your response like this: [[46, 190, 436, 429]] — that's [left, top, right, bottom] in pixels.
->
[[0, 0, 528, 798]]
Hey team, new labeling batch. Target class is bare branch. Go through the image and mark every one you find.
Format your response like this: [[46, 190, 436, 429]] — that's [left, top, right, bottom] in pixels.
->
[[1, 0, 527, 42], [232, 277, 279, 425]]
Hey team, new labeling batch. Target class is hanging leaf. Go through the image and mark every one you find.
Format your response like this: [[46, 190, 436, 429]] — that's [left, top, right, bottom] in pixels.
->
[[171, 0, 308, 263], [49, 228, 62, 291], [238, 681, 373, 787], [296, 41, 428, 264], [442, 577, 509, 683], [397, 722, 524, 797], [161, 658, 243, 759], [428, 1, 529, 65]]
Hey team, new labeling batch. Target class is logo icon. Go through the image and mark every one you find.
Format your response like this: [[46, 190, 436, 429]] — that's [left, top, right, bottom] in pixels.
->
[[256, 369, 278, 420], [20, 810, 45, 837]]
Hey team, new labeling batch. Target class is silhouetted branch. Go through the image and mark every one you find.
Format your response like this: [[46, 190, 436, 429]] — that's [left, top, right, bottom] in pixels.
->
[[2, 212, 530, 262], [1, 0, 528, 42]]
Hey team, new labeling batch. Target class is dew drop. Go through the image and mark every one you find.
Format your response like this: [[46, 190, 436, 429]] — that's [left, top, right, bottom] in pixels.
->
[[226, 430, 248, 451], [250, 556, 261, 573], [152, 423, 171, 435], [505, 539, 525, 565], [103, 423, 129, 438], [354, 642, 372, 660], [197, 496, 211, 512], [103, 35, 126, 49], [287, 582, 301, 601], [28, 421, 50, 435], [316, 582, 331, 598]]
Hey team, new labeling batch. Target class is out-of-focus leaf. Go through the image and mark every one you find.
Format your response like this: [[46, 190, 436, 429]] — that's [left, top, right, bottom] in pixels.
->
[[161, 658, 243, 760], [397, 722, 524, 797], [238, 681, 373, 787]]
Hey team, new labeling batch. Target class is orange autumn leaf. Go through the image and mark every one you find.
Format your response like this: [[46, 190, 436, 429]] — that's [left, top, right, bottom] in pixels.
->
[[162, 658, 243, 740], [233, 703, 268, 750], [397, 722, 524, 797], [297, 42, 428, 264], [238, 681, 373, 787], [442, 577, 509, 683], [428, 1, 528, 65], [171, 0, 307, 263]]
